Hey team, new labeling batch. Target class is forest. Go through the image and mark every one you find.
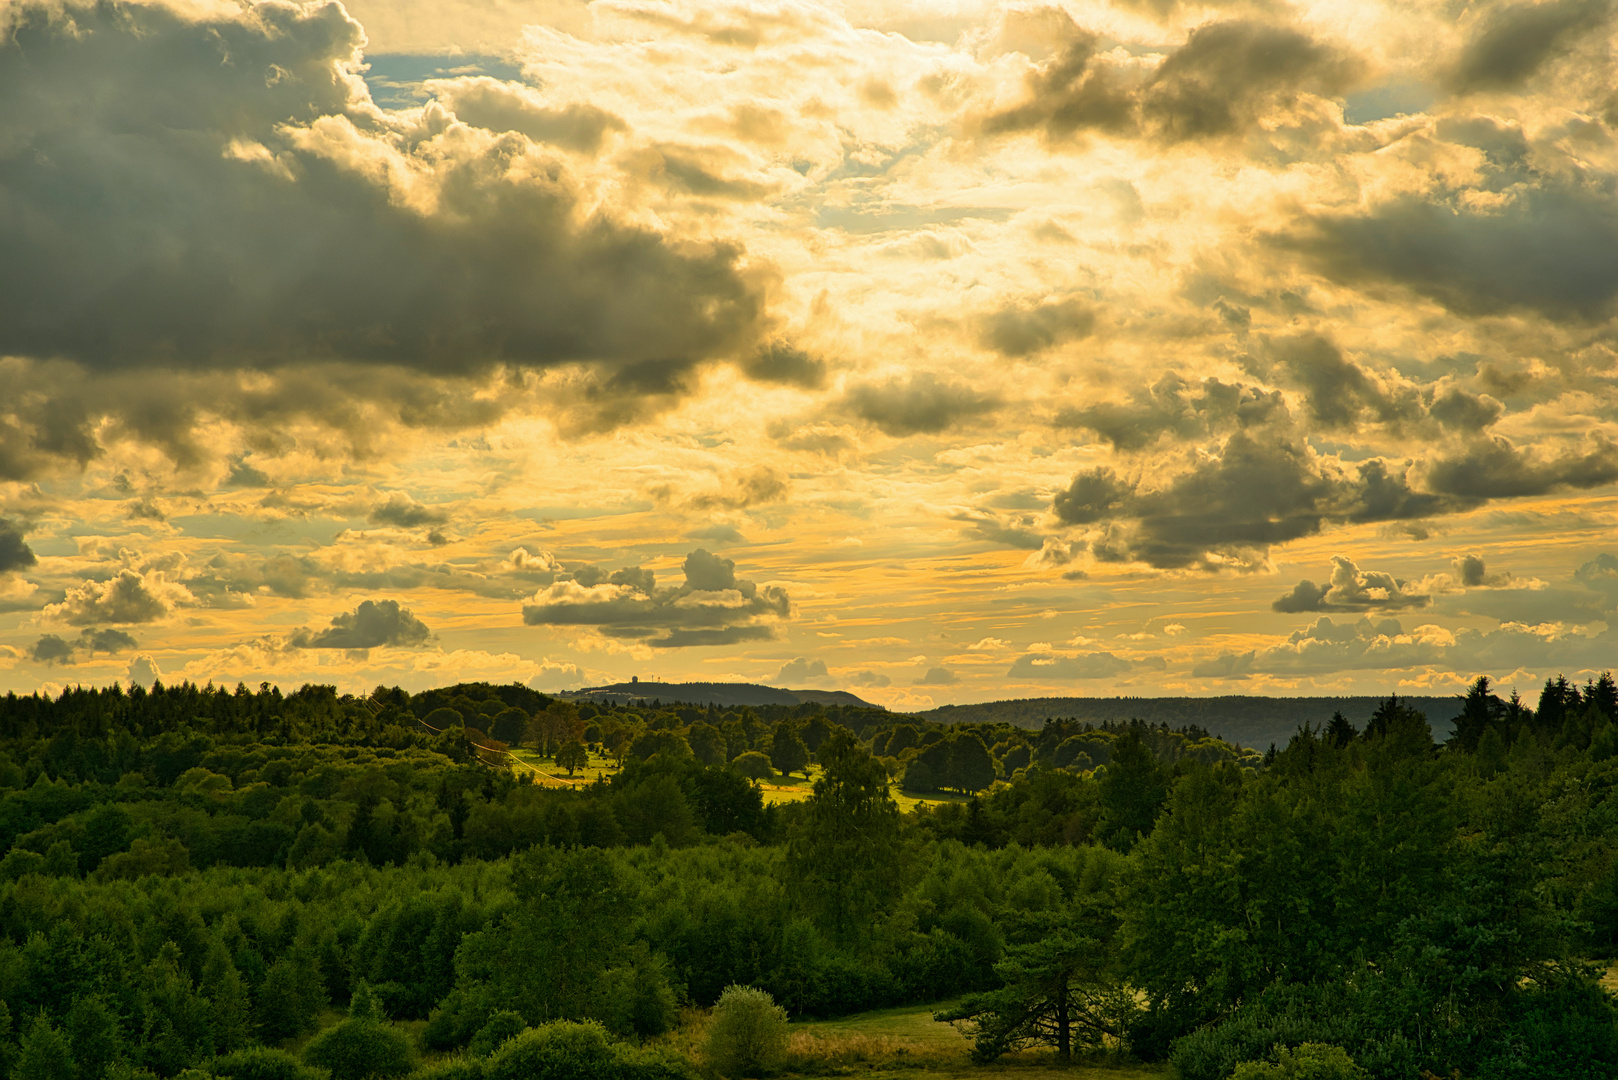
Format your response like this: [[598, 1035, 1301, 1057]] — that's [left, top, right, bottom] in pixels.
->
[[0, 672, 1614, 1079]]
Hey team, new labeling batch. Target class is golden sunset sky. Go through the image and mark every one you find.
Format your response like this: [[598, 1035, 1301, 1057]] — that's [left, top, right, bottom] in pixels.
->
[[2, 0, 1617, 706]]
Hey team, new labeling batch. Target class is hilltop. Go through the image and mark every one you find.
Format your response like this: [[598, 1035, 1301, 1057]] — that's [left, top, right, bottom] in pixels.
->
[[560, 680, 879, 709]]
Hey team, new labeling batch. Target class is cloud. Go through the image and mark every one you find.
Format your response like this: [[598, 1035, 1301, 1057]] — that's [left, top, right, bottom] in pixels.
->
[[429, 76, 627, 151], [848, 670, 892, 687], [369, 492, 449, 528], [522, 549, 791, 647], [0, 519, 37, 575], [917, 665, 958, 685], [740, 342, 827, 388], [1142, 20, 1363, 141], [528, 659, 586, 691], [1285, 186, 1618, 321], [29, 635, 75, 665], [44, 568, 194, 625], [1446, 0, 1613, 93], [1425, 436, 1618, 499], [1056, 429, 1460, 569], [292, 599, 433, 650], [128, 654, 162, 688], [979, 297, 1096, 357], [1056, 376, 1279, 452], [27, 627, 140, 665], [0, 0, 764, 377], [845, 373, 1001, 436], [1271, 556, 1430, 613], [776, 656, 829, 683], [1008, 651, 1134, 678]]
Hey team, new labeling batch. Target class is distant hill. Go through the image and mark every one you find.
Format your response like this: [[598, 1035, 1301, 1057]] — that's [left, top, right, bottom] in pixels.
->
[[915, 695, 1461, 750], [561, 681, 879, 709]]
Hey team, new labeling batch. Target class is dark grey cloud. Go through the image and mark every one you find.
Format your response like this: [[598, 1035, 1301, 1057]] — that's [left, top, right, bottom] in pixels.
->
[[1271, 555, 1430, 613], [980, 18, 1358, 146], [1008, 651, 1134, 678], [1453, 554, 1490, 588], [1054, 431, 1462, 569], [1282, 186, 1618, 321], [979, 297, 1096, 357], [0, 519, 36, 575], [27, 627, 138, 665], [292, 599, 433, 650], [1261, 335, 1420, 431], [845, 372, 1001, 436], [29, 635, 76, 665], [1055, 375, 1285, 451], [369, 492, 450, 528], [522, 548, 791, 647], [1426, 435, 1618, 499], [980, 31, 1137, 143], [740, 342, 827, 388], [0, 0, 763, 377], [1428, 387, 1504, 431], [1447, 0, 1613, 93], [1141, 20, 1362, 141], [917, 666, 958, 685]]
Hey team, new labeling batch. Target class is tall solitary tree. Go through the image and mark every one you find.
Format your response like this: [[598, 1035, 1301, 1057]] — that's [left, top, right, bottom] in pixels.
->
[[786, 726, 902, 938]]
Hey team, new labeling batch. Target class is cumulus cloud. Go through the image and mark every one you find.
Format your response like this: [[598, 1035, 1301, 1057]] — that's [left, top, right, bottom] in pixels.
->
[[978, 296, 1096, 357], [0, 519, 37, 575], [0, 0, 763, 376], [27, 627, 139, 665], [848, 669, 892, 687], [1286, 185, 1618, 321], [369, 492, 450, 528], [1008, 650, 1134, 679], [1055, 429, 1459, 569], [291, 599, 433, 650], [1446, 0, 1614, 93], [128, 654, 162, 688], [1141, 20, 1363, 141], [1271, 556, 1430, 613], [44, 569, 194, 625], [978, 16, 1358, 146], [522, 549, 791, 647], [845, 373, 1001, 436], [917, 665, 958, 685], [776, 656, 830, 683]]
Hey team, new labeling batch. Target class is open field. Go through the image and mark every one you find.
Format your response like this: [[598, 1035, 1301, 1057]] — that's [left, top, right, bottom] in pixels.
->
[[655, 1000, 1165, 1080]]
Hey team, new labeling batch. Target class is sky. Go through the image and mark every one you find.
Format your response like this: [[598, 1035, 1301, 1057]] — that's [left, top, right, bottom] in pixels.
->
[[2, 0, 1617, 709]]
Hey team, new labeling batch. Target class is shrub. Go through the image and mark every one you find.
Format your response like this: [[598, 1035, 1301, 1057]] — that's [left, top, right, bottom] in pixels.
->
[[210, 1048, 324, 1080], [705, 985, 789, 1077], [302, 1019, 416, 1080], [402, 1061, 484, 1080], [481, 1021, 694, 1080], [467, 1012, 527, 1059], [1232, 1043, 1368, 1079]]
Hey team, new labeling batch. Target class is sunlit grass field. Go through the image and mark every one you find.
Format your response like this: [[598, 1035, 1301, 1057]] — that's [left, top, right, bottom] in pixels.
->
[[655, 1000, 1165, 1079], [503, 748, 973, 812]]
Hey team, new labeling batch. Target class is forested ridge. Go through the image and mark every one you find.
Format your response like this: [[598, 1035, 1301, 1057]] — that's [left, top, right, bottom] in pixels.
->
[[0, 673, 1614, 1079]]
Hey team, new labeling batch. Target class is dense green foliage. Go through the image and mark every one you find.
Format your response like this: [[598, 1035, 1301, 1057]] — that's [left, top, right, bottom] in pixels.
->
[[0, 673, 1614, 1080]]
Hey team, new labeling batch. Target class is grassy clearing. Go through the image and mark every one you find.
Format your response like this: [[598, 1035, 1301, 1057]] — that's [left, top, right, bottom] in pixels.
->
[[656, 1001, 1164, 1080]]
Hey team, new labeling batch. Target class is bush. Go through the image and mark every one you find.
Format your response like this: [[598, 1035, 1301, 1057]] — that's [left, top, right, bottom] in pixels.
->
[[1232, 1043, 1368, 1079], [467, 1012, 527, 1059], [302, 1019, 416, 1080], [403, 1061, 484, 1080], [482, 1020, 695, 1080], [210, 1048, 324, 1080], [705, 985, 789, 1077]]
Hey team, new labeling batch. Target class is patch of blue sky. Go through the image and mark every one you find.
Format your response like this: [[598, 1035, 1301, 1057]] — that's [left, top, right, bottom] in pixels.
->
[[1343, 81, 1437, 124], [361, 53, 526, 110]]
